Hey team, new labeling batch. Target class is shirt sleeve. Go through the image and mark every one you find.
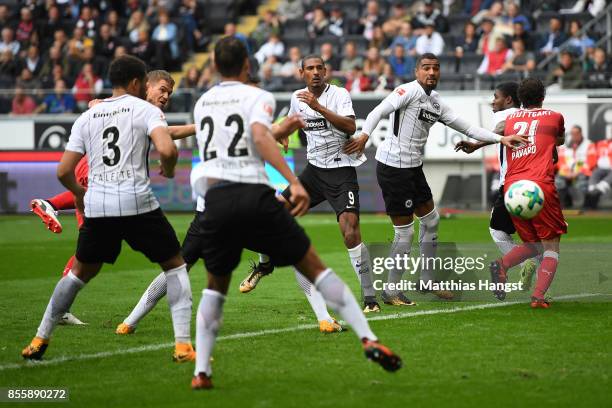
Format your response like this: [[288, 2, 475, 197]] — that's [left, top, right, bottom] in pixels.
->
[[437, 100, 460, 125], [385, 85, 416, 111], [288, 92, 297, 116], [336, 87, 355, 117], [145, 104, 168, 134], [65, 114, 87, 154], [249, 90, 276, 130]]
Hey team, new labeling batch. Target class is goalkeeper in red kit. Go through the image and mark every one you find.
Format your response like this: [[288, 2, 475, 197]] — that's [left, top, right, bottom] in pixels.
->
[[489, 78, 568, 308]]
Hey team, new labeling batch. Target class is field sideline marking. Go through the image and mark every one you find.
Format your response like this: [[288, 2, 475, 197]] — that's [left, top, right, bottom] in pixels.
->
[[0, 293, 603, 372]]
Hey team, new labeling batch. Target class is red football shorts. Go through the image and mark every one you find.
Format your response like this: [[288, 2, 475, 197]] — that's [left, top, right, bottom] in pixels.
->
[[505, 180, 568, 242]]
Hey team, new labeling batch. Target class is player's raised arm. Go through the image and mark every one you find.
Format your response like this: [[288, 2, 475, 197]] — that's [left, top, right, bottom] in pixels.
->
[[150, 126, 178, 178], [169, 124, 196, 140], [271, 114, 305, 152]]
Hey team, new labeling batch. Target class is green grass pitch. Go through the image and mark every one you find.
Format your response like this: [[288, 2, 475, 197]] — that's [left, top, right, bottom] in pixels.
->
[[0, 213, 610, 407]]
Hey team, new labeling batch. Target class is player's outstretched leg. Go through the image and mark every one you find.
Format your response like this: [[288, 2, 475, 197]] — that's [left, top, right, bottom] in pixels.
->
[[117, 271, 168, 334], [491, 243, 540, 300], [530, 242, 560, 308], [294, 269, 342, 333], [239, 254, 274, 293], [30, 198, 63, 234], [297, 246, 402, 372], [22, 261, 100, 360], [489, 228, 538, 291], [382, 222, 416, 306]]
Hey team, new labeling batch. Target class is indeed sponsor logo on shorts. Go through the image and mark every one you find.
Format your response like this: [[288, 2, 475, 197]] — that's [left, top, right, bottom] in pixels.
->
[[418, 109, 439, 124], [305, 118, 328, 131]]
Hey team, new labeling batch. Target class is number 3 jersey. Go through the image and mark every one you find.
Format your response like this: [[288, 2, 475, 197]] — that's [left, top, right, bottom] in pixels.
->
[[65, 94, 168, 218], [504, 108, 565, 186], [191, 81, 275, 190]]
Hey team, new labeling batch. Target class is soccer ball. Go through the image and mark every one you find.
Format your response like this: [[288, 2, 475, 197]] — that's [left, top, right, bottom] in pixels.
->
[[504, 180, 545, 220]]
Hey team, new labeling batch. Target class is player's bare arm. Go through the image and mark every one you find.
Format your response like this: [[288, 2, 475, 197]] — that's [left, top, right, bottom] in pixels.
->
[[57, 150, 86, 213], [271, 114, 306, 152], [297, 91, 356, 135], [252, 122, 309, 216], [454, 140, 492, 154], [150, 126, 178, 178], [169, 124, 196, 140]]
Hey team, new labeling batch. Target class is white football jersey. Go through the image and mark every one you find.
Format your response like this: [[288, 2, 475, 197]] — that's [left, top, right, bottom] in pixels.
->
[[289, 84, 365, 168], [191, 81, 274, 190], [65, 94, 167, 218], [375, 80, 459, 168], [493, 107, 518, 185]]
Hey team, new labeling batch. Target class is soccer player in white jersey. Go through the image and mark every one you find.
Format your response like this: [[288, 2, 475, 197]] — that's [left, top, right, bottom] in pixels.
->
[[239, 54, 381, 325], [22, 56, 196, 363], [189, 37, 401, 390], [454, 82, 538, 290], [344, 53, 527, 305]]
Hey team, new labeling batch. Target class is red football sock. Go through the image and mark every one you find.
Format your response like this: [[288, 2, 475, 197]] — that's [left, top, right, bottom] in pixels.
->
[[500, 244, 539, 270], [532, 251, 559, 299], [63, 255, 75, 277], [48, 191, 76, 211]]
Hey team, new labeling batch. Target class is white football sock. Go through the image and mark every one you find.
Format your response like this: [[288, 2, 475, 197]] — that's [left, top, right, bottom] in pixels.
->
[[259, 254, 271, 264], [418, 208, 439, 284], [315, 269, 377, 341], [386, 223, 414, 295], [124, 272, 167, 327], [347, 243, 376, 299], [195, 289, 225, 376], [36, 272, 85, 339], [294, 269, 332, 322], [165, 264, 192, 344], [489, 227, 517, 255]]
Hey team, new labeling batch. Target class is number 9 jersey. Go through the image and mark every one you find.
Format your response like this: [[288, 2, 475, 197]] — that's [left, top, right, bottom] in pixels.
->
[[191, 81, 276, 192], [65, 94, 168, 218]]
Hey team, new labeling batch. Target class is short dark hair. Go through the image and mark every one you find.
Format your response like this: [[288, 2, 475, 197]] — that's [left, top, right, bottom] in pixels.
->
[[214, 36, 248, 77], [108, 55, 147, 88], [416, 53, 439, 67], [495, 81, 520, 107], [301, 54, 324, 69], [518, 78, 545, 108]]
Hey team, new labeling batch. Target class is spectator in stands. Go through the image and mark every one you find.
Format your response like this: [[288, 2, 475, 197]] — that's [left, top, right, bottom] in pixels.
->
[[0, 28, 20, 56], [375, 62, 397, 91], [307, 6, 329, 39], [382, 2, 411, 38], [566, 20, 595, 56], [556, 125, 593, 207], [40, 6, 66, 48], [38, 46, 64, 84], [363, 46, 386, 77], [390, 22, 417, 57], [131, 30, 154, 63], [36, 79, 75, 114], [0, 49, 18, 85], [359, 0, 382, 41], [585, 48, 611, 88], [504, 2, 531, 31], [0, 5, 12, 32], [260, 63, 283, 92], [72, 62, 103, 111], [413, 0, 449, 34], [114, 45, 128, 58], [261, 55, 283, 76], [64, 41, 83, 82], [547, 50, 583, 89], [415, 23, 444, 56], [180, 66, 201, 89], [345, 65, 371, 94], [280, 46, 302, 80], [340, 41, 364, 74], [152, 9, 179, 61], [21, 45, 42, 78], [41, 63, 69, 89], [567, 0, 606, 17], [254, 33, 284, 65], [369, 25, 388, 50], [16, 7, 35, 47], [252, 9, 281, 47], [68, 26, 94, 53], [197, 64, 219, 90], [320, 42, 340, 71], [388, 43, 415, 78], [224, 23, 251, 54], [472, 1, 503, 25], [584, 133, 612, 209], [476, 18, 495, 55], [76, 6, 96, 39], [539, 16, 568, 56], [464, 0, 495, 17], [477, 37, 512, 75], [81, 46, 107, 78], [127, 10, 150, 44], [512, 21, 535, 51], [277, 0, 304, 23], [10, 86, 36, 115], [53, 29, 68, 55], [327, 6, 346, 37], [454, 21, 479, 57], [16, 67, 40, 91], [501, 38, 535, 74], [179, 0, 206, 52], [96, 24, 117, 60], [105, 10, 124, 38]]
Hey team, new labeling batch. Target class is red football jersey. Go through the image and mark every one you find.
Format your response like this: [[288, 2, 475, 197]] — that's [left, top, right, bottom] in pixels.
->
[[504, 108, 565, 185], [75, 155, 89, 188]]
